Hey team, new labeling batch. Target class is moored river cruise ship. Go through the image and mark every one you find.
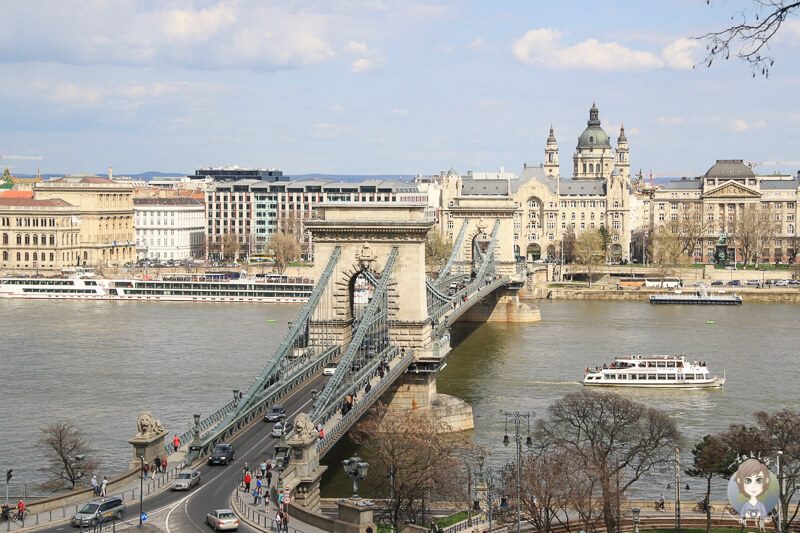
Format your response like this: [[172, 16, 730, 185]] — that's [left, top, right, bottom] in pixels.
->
[[0, 273, 314, 303], [582, 354, 726, 388]]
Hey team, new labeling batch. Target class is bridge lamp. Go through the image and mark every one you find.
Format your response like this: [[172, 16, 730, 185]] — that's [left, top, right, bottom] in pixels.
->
[[342, 456, 368, 499], [631, 507, 641, 533], [75, 454, 85, 484], [232, 389, 239, 405]]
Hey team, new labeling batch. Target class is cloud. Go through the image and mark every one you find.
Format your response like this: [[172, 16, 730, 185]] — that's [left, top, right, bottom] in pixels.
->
[[50, 83, 104, 106], [42, 80, 220, 108], [661, 37, 701, 69], [345, 41, 385, 73], [657, 116, 684, 125], [329, 104, 345, 113], [512, 29, 663, 70], [729, 118, 767, 133], [469, 38, 485, 50], [389, 108, 409, 117], [162, 4, 237, 41]]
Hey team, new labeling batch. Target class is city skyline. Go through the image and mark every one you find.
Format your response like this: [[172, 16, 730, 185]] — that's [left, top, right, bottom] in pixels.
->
[[2, 1, 800, 176]]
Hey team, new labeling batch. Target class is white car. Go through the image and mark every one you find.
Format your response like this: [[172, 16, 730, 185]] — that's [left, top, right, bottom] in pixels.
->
[[206, 509, 239, 531], [172, 469, 201, 491], [323, 362, 338, 376], [271, 420, 293, 437]]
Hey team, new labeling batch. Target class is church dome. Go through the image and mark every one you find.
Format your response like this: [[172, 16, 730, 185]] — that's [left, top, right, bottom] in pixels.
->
[[703, 159, 754, 180], [577, 103, 611, 149]]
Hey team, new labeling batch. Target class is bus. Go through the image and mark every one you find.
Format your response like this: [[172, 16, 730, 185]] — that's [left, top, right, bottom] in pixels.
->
[[645, 277, 682, 289], [617, 278, 647, 289]]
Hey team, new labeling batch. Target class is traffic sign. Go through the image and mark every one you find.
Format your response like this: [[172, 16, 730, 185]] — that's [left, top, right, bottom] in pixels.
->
[[283, 487, 290, 496], [283, 496, 291, 504], [140, 513, 148, 522]]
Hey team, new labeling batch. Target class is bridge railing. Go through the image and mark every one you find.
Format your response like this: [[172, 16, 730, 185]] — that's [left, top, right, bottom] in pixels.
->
[[317, 347, 415, 456]]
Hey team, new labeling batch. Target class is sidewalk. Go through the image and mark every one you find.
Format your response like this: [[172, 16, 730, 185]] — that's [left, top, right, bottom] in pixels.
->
[[232, 486, 328, 533], [10, 447, 189, 531]]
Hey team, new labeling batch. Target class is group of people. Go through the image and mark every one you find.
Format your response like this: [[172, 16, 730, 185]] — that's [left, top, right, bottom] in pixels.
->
[[141, 454, 169, 479], [243, 460, 274, 506], [90, 475, 110, 496], [0, 500, 26, 523]]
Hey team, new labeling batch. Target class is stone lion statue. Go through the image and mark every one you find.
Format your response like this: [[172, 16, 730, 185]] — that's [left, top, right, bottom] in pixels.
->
[[136, 411, 165, 437], [293, 413, 316, 440]]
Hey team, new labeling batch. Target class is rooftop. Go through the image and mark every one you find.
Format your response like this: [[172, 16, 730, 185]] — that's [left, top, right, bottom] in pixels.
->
[[0, 198, 74, 207], [133, 197, 204, 206]]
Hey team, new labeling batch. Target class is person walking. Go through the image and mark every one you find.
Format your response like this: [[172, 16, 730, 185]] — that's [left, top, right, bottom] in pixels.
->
[[256, 478, 262, 495], [154, 455, 162, 474], [91, 475, 99, 496], [16, 500, 25, 522], [252, 488, 259, 505], [265, 469, 272, 488], [162, 454, 168, 473], [243, 471, 252, 493], [100, 476, 108, 497], [142, 463, 150, 479], [172, 434, 180, 450], [260, 460, 267, 479]]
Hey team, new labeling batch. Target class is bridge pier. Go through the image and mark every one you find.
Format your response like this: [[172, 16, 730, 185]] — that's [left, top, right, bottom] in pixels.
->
[[284, 416, 327, 512], [382, 371, 474, 431], [457, 287, 541, 323]]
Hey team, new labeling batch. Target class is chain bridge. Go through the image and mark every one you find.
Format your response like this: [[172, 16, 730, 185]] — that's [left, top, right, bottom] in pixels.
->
[[177, 201, 540, 511]]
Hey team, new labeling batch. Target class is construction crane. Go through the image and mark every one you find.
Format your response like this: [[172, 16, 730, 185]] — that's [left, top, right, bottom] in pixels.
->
[[0, 154, 43, 161]]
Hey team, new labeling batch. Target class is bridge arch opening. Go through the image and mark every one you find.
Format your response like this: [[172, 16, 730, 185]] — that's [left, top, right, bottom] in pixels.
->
[[471, 231, 491, 268], [348, 270, 374, 322]]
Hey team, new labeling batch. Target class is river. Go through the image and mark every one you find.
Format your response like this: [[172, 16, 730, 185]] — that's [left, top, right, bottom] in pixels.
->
[[1, 299, 798, 499]]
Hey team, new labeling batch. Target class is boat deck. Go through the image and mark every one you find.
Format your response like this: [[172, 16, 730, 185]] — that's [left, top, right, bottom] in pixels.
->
[[650, 294, 742, 305]]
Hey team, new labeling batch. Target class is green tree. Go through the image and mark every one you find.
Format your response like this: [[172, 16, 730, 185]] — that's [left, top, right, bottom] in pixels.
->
[[561, 226, 576, 264], [685, 435, 734, 533], [425, 228, 453, 273], [598, 226, 611, 258]]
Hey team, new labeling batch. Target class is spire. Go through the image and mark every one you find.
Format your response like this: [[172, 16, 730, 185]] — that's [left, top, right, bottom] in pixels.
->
[[547, 125, 557, 144], [588, 102, 600, 126], [618, 123, 627, 143]]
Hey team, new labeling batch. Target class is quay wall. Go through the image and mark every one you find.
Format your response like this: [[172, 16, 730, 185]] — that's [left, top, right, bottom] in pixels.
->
[[541, 287, 800, 303]]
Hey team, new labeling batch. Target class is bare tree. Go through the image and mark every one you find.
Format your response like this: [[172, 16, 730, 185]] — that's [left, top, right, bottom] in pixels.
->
[[698, 0, 800, 77], [733, 205, 779, 267], [268, 232, 301, 274], [533, 391, 680, 533], [561, 227, 577, 264], [221, 234, 239, 261], [37, 421, 100, 491], [573, 230, 605, 287], [676, 207, 713, 262], [425, 228, 453, 273], [753, 409, 800, 530], [350, 404, 473, 530], [650, 223, 684, 283]]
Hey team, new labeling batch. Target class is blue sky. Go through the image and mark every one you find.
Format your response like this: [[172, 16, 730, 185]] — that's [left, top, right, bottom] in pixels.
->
[[2, 0, 800, 177]]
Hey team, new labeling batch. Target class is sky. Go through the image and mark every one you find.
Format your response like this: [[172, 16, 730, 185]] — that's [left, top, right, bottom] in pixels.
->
[[2, 0, 800, 177]]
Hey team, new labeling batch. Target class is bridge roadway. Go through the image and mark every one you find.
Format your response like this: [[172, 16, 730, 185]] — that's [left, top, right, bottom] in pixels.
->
[[34, 373, 328, 533]]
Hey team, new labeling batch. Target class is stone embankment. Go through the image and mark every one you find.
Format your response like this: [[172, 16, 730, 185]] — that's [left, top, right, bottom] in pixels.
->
[[540, 287, 800, 302]]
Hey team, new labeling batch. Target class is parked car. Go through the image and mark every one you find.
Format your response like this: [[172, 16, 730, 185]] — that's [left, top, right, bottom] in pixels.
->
[[728, 280, 741, 287], [323, 362, 338, 376], [264, 405, 286, 422], [271, 420, 293, 437], [206, 509, 239, 531], [208, 443, 235, 465], [710, 280, 724, 286], [746, 279, 761, 287], [774, 279, 790, 287], [70, 498, 126, 527], [171, 469, 201, 491]]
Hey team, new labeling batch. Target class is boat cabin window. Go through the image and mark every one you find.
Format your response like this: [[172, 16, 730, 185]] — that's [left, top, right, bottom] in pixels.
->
[[647, 374, 656, 380], [637, 363, 644, 367], [647, 362, 656, 368], [657, 362, 666, 368], [667, 362, 676, 368], [657, 374, 667, 380], [638, 374, 646, 380], [668, 374, 676, 379], [608, 374, 616, 380]]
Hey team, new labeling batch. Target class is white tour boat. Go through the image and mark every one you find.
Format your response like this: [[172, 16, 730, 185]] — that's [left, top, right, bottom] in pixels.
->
[[0, 273, 314, 303], [582, 355, 726, 388]]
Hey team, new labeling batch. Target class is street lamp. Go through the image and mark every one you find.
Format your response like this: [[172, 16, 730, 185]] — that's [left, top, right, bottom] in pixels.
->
[[137, 451, 145, 528], [501, 410, 534, 533], [274, 437, 290, 493], [632, 507, 641, 533], [233, 389, 239, 406], [75, 455, 85, 487], [342, 456, 369, 500]]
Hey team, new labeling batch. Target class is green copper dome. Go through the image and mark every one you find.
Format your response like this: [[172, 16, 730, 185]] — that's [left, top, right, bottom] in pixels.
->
[[577, 103, 611, 149]]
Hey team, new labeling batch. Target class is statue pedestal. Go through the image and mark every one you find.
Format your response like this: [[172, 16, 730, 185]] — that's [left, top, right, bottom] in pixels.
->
[[334, 499, 375, 533], [128, 431, 167, 471], [285, 416, 327, 512]]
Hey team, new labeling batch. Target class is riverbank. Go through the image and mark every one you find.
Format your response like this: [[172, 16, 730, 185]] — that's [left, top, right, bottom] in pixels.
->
[[540, 286, 800, 302]]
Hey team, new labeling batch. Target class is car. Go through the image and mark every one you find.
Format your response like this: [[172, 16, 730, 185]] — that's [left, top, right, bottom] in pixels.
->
[[271, 420, 293, 437], [322, 362, 338, 376], [710, 280, 724, 286], [208, 443, 235, 465], [264, 405, 286, 422], [746, 279, 760, 287], [728, 280, 742, 287], [206, 509, 239, 531], [70, 498, 126, 527], [774, 279, 789, 287], [171, 469, 201, 491]]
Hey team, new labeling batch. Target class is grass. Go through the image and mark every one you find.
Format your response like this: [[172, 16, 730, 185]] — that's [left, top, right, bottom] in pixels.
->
[[646, 529, 744, 533], [435, 511, 471, 528], [548, 282, 590, 288]]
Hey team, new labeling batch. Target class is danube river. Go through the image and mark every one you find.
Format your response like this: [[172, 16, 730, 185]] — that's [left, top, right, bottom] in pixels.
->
[[2, 299, 798, 498]]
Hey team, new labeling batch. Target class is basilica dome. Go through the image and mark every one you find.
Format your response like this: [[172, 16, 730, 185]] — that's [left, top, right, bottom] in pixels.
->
[[577, 103, 611, 149]]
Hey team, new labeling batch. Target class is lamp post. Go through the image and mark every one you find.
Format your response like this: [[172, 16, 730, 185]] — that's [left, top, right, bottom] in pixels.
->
[[477, 461, 498, 533], [342, 456, 369, 500], [233, 389, 239, 406], [632, 507, 641, 533], [274, 437, 290, 494], [74, 455, 85, 488], [501, 410, 534, 533], [137, 451, 145, 528]]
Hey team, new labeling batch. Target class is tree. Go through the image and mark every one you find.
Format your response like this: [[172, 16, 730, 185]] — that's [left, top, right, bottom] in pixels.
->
[[350, 404, 472, 530], [533, 390, 680, 533], [753, 409, 800, 530], [733, 205, 779, 267], [221, 234, 239, 261], [573, 230, 605, 287], [425, 228, 453, 272], [268, 232, 301, 274], [598, 226, 611, 259], [685, 435, 735, 533], [650, 223, 684, 283], [675, 207, 713, 262], [37, 421, 100, 491], [561, 227, 576, 264], [699, 1, 800, 77]]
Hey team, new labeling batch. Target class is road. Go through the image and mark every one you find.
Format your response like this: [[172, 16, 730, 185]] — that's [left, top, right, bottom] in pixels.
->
[[36, 373, 329, 533]]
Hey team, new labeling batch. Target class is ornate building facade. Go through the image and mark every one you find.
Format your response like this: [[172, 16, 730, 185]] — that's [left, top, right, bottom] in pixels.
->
[[439, 103, 636, 262]]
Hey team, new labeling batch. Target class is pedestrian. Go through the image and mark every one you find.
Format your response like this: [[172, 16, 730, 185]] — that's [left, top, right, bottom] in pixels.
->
[[266, 461, 272, 474], [282, 511, 288, 532], [252, 488, 259, 505], [275, 511, 283, 531], [91, 475, 99, 496], [260, 460, 267, 478], [256, 478, 262, 494], [142, 463, 150, 479], [100, 476, 108, 497], [244, 471, 252, 493], [172, 434, 180, 450], [154, 455, 162, 474], [162, 454, 168, 473], [365, 382, 371, 394], [265, 470, 272, 488]]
